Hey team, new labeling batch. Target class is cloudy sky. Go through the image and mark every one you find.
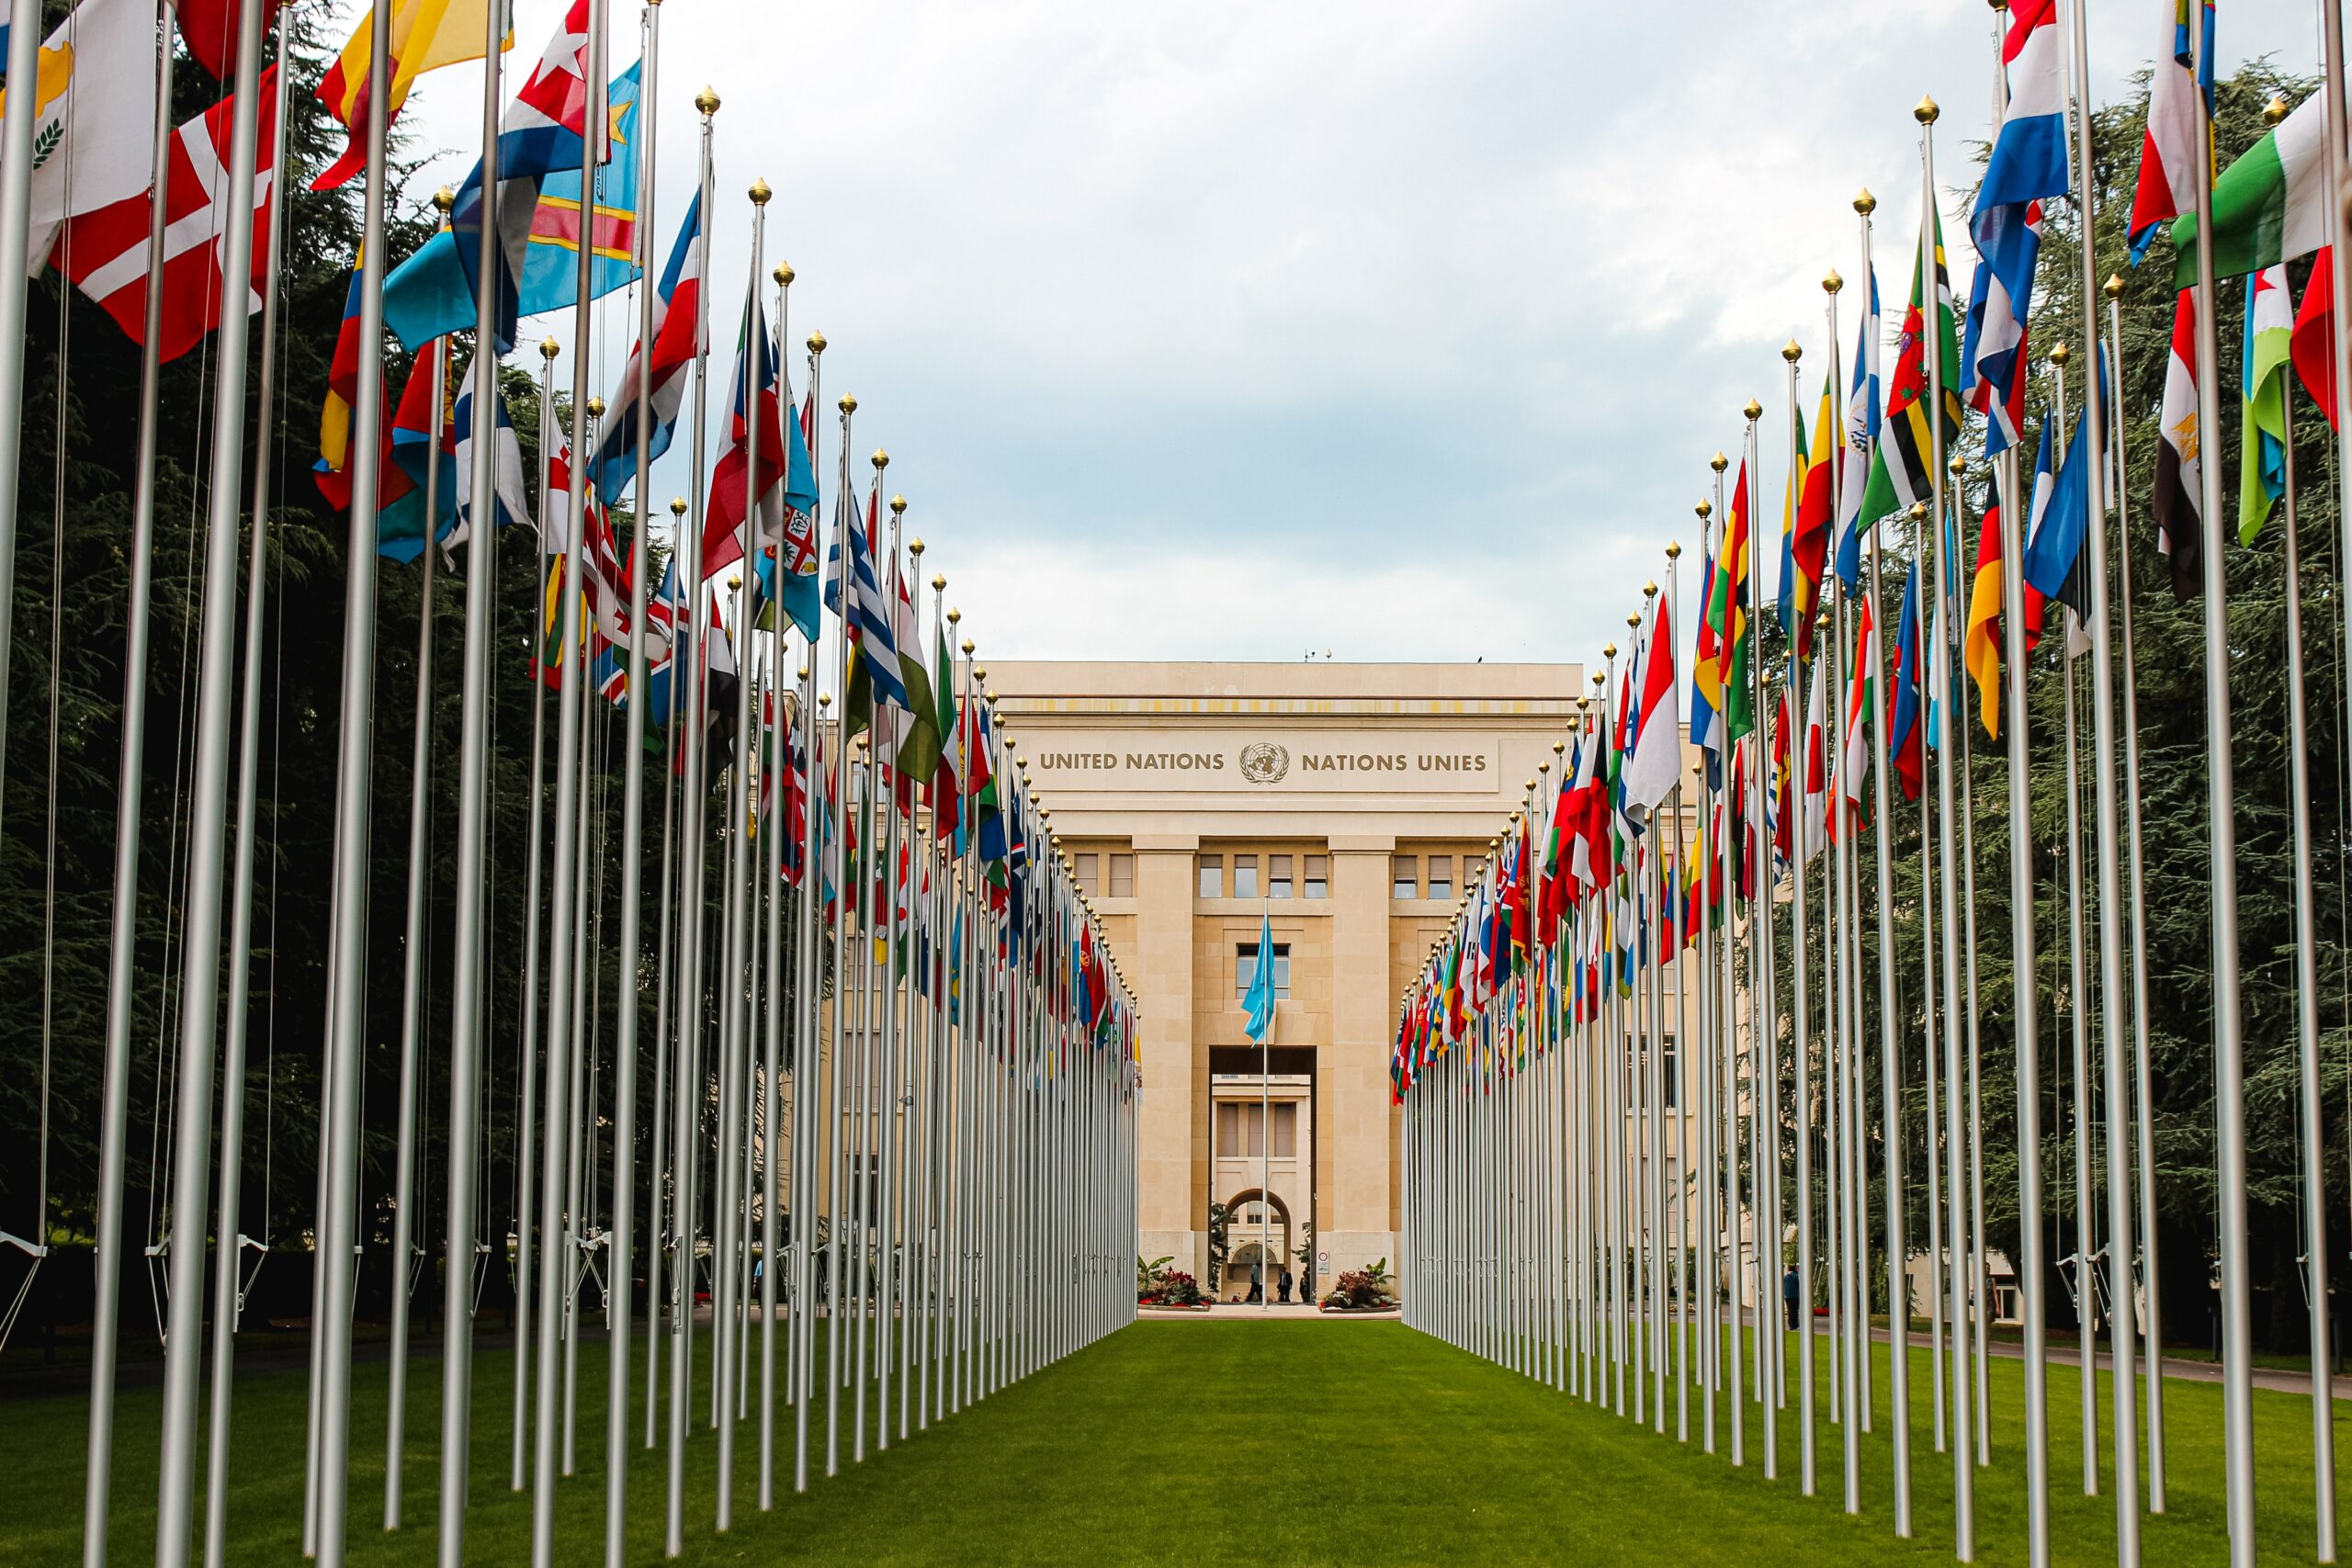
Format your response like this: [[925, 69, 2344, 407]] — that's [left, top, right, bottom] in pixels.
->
[[401, 0, 2319, 665]]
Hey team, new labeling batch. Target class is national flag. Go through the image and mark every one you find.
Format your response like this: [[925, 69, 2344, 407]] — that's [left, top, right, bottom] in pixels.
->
[[884, 562, 943, 786], [1964, 464, 2008, 738], [1889, 563, 1924, 802], [1840, 591, 1874, 817], [170, 0, 281, 83], [1859, 211, 1963, 533], [1705, 459, 1754, 739], [828, 486, 908, 716], [1962, 205, 2041, 456], [379, 341, 453, 561], [2129, 0, 2203, 261], [1801, 655, 1827, 863], [314, 250, 413, 520], [587, 188, 702, 503], [381, 59, 642, 355], [55, 64, 279, 363], [2023, 350, 2101, 624], [704, 283, 820, 637], [2239, 264, 2292, 541], [1788, 373, 1835, 656], [313, 0, 504, 193], [1620, 592, 1679, 823], [2293, 247, 2339, 430], [1690, 509, 1724, 782], [447, 364, 533, 554], [17, 0, 162, 270], [1837, 267, 1883, 590], [2172, 88, 2329, 288], [1778, 379, 1811, 641], [925, 622, 961, 839], [2154, 287, 2204, 599], [1771, 685, 1793, 870]]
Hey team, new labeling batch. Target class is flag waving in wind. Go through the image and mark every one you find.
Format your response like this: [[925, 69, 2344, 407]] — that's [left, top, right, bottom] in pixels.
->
[[1243, 909, 1276, 1043]]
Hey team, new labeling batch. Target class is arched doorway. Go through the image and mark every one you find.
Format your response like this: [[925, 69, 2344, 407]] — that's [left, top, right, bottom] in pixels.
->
[[1221, 1188, 1291, 1303]]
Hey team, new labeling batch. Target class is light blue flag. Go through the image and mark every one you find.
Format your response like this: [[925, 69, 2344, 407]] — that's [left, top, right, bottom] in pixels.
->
[[384, 62, 643, 353], [1242, 911, 1276, 1043]]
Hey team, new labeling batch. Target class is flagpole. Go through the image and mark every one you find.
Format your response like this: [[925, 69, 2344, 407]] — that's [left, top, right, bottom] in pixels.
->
[[1849, 182, 1913, 1535], [207, 34, 297, 1563], [823, 396, 858, 1482], [150, 0, 274, 1553], [1665, 548, 1690, 1444], [1782, 339, 1818, 1497], [792, 328, 827, 1495], [602, 5, 666, 1548], [531, 9, 610, 1554], [80, 19, 178, 1559], [385, 328, 447, 1532], [2182, 21, 2259, 1552], [1951, 446, 1993, 1473], [2277, 357, 2339, 1562], [2103, 273, 2165, 1510], [516, 336, 561, 1499]]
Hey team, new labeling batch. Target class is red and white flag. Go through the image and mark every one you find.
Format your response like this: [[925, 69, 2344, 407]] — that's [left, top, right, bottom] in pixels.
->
[[1840, 592, 1874, 815], [2154, 287, 2203, 600], [2293, 248, 2339, 433], [56, 65, 278, 363], [1619, 592, 1680, 822], [2127, 0, 2199, 257], [170, 0, 282, 83]]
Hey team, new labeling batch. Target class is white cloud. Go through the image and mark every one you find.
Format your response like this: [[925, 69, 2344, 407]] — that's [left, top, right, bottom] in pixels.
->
[[379, 0, 2316, 663]]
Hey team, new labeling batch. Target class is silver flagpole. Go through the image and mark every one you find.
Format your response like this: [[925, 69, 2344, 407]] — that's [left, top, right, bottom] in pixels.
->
[[758, 262, 792, 1512], [2002, 386, 2052, 1568], [153, 0, 272, 1555], [1666, 551, 1690, 1445], [533, 10, 610, 1555], [824, 398, 858, 1481], [385, 328, 447, 1531], [714, 183, 771, 1527], [2103, 274, 2165, 1508], [1937, 449, 1981, 1515], [1912, 120, 1949, 1486], [2185, 24, 2256, 1553], [2277, 344, 2338, 1560], [1856, 181, 1910, 1538], [605, 2, 665, 1546], [664, 119, 720, 1551], [207, 37, 296, 1564], [1953, 449, 1993, 1473], [1822, 264, 1863, 1515], [1784, 340, 1817, 1497], [82, 20, 176, 1559], [316, 0, 398, 1552], [438, 0, 519, 1535], [2054, 347, 2096, 1501], [1741, 400, 1781, 1479], [516, 336, 561, 1495], [792, 329, 826, 1495], [2062, 0, 2139, 1543], [2321, 13, 2352, 1538]]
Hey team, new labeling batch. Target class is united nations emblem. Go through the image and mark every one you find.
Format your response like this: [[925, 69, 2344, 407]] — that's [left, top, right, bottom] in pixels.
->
[[1238, 742, 1289, 784]]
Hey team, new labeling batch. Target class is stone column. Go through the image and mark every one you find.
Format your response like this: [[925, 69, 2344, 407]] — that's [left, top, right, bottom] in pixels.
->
[[1327, 838, 1396, 1279], [1133, 838, 1201, 1279]]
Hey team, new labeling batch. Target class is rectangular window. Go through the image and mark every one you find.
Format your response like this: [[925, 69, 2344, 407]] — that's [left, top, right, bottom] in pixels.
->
[[1232, 1103, 1264, 1156], [1269, 854, 1294, 900], [1271, 1101, 1298, 1157], [1198, 854, 1223, 899], [1392, 854, 1419, 900], [1232, 854, 1260, 900], [1237, 942, 1291, 999], [1073, 852, 1099, 897], [1303, 854, 1329, 899], [1108, 852, 1135, 897], [1661, 1034, 1679, 1110], [1427, 854, 1453, 902], [1216, 1101, 1241, 1154]]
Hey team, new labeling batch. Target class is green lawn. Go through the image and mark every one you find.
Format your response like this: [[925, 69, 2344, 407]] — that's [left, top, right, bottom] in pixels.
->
[[5, 1316, 2349, 1563]]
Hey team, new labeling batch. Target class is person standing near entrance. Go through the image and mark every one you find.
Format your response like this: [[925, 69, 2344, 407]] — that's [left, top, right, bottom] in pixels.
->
[[1279, 1268, 1295, 1304], [1783, 1265, 1801, 1331], [1249, 1258, 1263, 1303]]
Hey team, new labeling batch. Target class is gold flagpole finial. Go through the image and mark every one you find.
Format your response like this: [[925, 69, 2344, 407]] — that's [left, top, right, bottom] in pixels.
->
[[872, 448, 889, 470], [1949, 452, 1966, 478], [2049, 342, 2070, 367], [1824, 268, 1843, 294], [1782, 339, 1802, 363], [750, 177, 772, 206], [775, 261, 794, 287], [931, 574, 945, 592], [586, 397, 605, 419], [1602, 642, 1618, 660], [1854, 187, 1877, 215], [670, 497, 687, 517], [433, 186, 456, 215], [2266, 96, 2290, 127], [1915, 96, 1939, 125], [540, 336, 560, 361], [1743, 400, 1762, 422], [1695, 499, 1712, 519], [838, 392, 857, 414], [695, 85, 720, 117], [808, 330, 828, 355], [1666, 540, 1681, 559], [1906, 502, 1928, 523], [1710, 451, 1729, 473], [2104, 272, 2127, 299]]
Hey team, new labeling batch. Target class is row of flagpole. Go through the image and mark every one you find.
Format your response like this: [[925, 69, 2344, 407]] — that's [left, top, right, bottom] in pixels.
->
[[1395, 0, 2352, 1563], [0, 0, 1145, 1563]]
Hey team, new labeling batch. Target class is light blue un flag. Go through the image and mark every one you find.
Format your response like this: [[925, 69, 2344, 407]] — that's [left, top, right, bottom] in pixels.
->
[[1242, 911, 1276, 1043]]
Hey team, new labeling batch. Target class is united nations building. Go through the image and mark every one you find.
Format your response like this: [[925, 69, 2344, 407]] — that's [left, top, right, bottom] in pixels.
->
[[986, 660, 1583, 1302]]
